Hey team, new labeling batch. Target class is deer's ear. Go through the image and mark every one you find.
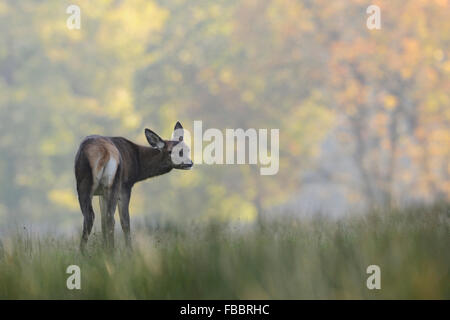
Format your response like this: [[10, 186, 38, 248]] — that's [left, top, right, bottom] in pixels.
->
[[174, 121, 183, 131], [172, 121, 184, 141], [145, 129, 165, 149]]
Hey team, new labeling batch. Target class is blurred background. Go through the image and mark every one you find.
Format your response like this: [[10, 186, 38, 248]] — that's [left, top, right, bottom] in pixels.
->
[[0, 0, 448, 234]]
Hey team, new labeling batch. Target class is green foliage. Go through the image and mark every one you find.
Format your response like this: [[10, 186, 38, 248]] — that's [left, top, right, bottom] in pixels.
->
[[0, 204, 448, 299]]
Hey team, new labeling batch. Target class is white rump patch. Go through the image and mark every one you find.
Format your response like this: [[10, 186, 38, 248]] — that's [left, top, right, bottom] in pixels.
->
[[101, 157, 118, 187], [92, 157, 119, 195]]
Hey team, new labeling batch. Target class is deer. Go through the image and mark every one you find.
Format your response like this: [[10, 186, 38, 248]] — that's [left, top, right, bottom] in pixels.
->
[[74, 121, 192, 253]]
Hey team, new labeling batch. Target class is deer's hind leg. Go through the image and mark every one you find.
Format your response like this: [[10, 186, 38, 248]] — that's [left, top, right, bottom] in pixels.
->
[[102, 188, 119, 252], [77, 178, 95, 254], [99, 195, 108, 245], [101, 161, 121, 252]]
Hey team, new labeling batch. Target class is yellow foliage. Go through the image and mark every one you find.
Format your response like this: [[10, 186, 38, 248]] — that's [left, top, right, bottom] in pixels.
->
[[241, 90, 255, 103], [220, 69, 233, 85], [383, 94, 398, 110], [443, 61, 450, 74], [1, 0, 449, 226], [205, 186, 257, 222], [40, 140, 57, 156], [109, 88, 133, 116], [286, 92, 336, 157], [48, 189, 79, 211], [98, 0, 169, 47], [0, 2, 8, 14], [217, 195, 258, 222], [172, 169, 199, 188], [122, 114, 141, 130]]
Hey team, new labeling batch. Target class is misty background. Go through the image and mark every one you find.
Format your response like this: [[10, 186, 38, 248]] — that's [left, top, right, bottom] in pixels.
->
[[0, 0, 448, 234]]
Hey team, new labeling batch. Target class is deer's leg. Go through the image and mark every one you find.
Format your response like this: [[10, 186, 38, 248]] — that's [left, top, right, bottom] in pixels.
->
[[77, 179, 95, 254], [118, 189, 132, 249], [103, 181, 120, 252], [99, 195, 108, 245]]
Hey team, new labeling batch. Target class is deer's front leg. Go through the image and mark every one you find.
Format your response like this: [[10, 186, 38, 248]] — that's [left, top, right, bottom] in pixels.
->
[[118, 188, 132, 249]]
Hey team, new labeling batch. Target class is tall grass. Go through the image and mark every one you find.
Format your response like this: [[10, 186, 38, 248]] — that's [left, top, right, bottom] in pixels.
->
[[0, 203, 448, 299]]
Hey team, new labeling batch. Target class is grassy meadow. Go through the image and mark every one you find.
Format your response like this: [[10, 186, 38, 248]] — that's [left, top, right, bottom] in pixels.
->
[[0, 203, 448, 299]]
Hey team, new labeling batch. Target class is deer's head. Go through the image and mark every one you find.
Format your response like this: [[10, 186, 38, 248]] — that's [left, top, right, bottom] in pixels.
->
[[144, 121, 193, 170]]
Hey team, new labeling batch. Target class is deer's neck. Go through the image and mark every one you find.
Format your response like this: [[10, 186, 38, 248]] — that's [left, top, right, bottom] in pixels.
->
[[136, 145, 172, 182]]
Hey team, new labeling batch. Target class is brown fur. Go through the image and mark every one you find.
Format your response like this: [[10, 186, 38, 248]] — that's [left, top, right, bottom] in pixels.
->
[[85, 138, 120, 178]]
